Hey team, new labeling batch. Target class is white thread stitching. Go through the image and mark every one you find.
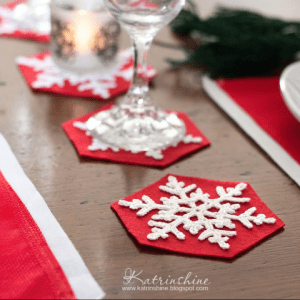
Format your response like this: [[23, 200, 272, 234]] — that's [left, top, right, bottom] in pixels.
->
[[118, 176, 276, 249]]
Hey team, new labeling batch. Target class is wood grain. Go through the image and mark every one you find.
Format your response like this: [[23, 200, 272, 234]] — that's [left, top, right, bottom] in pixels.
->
[[0, 1, 299, 298]]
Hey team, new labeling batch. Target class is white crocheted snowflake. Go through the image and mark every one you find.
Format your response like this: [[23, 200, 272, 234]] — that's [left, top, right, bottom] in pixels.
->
[[73, 121, 202, 160], [119, 176, 276, 249], [0, 3, 49, 35], [73, 121, 203, 160], [0, 6, 18, 34], [16, 49, 154, 99]]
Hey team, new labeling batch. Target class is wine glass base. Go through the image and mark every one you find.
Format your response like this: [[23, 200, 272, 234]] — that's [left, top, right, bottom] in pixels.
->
[[86, 106, 186, 153]]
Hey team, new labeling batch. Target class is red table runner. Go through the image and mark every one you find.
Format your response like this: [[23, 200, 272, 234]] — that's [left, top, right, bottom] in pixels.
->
[[0, 134, 104, 299], [203, 76, 300, 186]]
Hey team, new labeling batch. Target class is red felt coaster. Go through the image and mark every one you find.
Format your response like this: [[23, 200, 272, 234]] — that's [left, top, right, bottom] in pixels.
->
[[62, 104, 210, 167], [111, 174, 285, 259], [17, 49, 157, 100], [0, 0, 50, 43]]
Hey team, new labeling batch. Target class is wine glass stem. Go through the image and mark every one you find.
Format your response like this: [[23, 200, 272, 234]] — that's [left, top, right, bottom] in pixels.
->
[[121, 36, 154, 110], [132, 37, 152, 88]]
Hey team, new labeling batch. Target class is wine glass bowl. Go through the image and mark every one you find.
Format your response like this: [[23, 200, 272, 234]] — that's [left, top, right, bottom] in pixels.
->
[[105, 0, 185, 38], [87, 0, 186, 153]]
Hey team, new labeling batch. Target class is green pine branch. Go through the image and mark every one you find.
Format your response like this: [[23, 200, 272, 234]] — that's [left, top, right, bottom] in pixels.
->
[[170, 6, 300, 78]]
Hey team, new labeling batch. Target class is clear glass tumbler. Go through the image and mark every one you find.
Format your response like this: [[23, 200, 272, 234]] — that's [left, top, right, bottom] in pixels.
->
[[50, 0, 120, 74]]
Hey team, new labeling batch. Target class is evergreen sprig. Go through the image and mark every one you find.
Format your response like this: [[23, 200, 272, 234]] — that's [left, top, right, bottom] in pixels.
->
[[170, 6, 300, 78]]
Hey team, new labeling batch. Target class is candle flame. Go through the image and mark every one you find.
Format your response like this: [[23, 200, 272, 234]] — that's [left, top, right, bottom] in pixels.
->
[[69, 11, 99, 55]]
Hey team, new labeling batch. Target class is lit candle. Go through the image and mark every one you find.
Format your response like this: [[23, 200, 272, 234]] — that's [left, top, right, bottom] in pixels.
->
[[71, 10, 99, 55], [50, 0, 120, 73]]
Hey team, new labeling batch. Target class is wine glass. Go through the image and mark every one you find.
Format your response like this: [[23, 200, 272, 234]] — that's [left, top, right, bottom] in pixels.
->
[[87, 0, 186, 154]]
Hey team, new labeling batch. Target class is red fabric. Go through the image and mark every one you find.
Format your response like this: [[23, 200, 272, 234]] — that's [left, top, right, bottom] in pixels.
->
[[0, 171, 76, 299], [0, 0, 50, 43], [217, 77, 300, 165], [17, 51, 156, 100], [111, 174, 285, 259], [62, 104, 210, 167]]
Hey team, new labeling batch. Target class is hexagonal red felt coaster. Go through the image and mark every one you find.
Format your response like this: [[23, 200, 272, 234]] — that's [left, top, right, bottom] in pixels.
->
[[62, 104, 210, 167], [0, 1, 50, 43], [16, 49, 157, 100], [111, 174, 285, 259]]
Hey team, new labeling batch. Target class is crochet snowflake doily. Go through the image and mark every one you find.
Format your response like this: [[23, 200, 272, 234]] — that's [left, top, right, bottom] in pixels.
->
[[118, 176, 276, 249], [0, 5, 17, 35], [0, 1, 49, 36], [73, 121, 202, 160], [17, 49, 156, 99]]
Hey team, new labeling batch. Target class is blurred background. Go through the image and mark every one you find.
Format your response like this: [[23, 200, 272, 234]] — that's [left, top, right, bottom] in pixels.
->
[[197, 0, 300, 20]]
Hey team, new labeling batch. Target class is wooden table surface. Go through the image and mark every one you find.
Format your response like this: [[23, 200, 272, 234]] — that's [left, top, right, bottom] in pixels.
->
[[1, 1, 299, 298]]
